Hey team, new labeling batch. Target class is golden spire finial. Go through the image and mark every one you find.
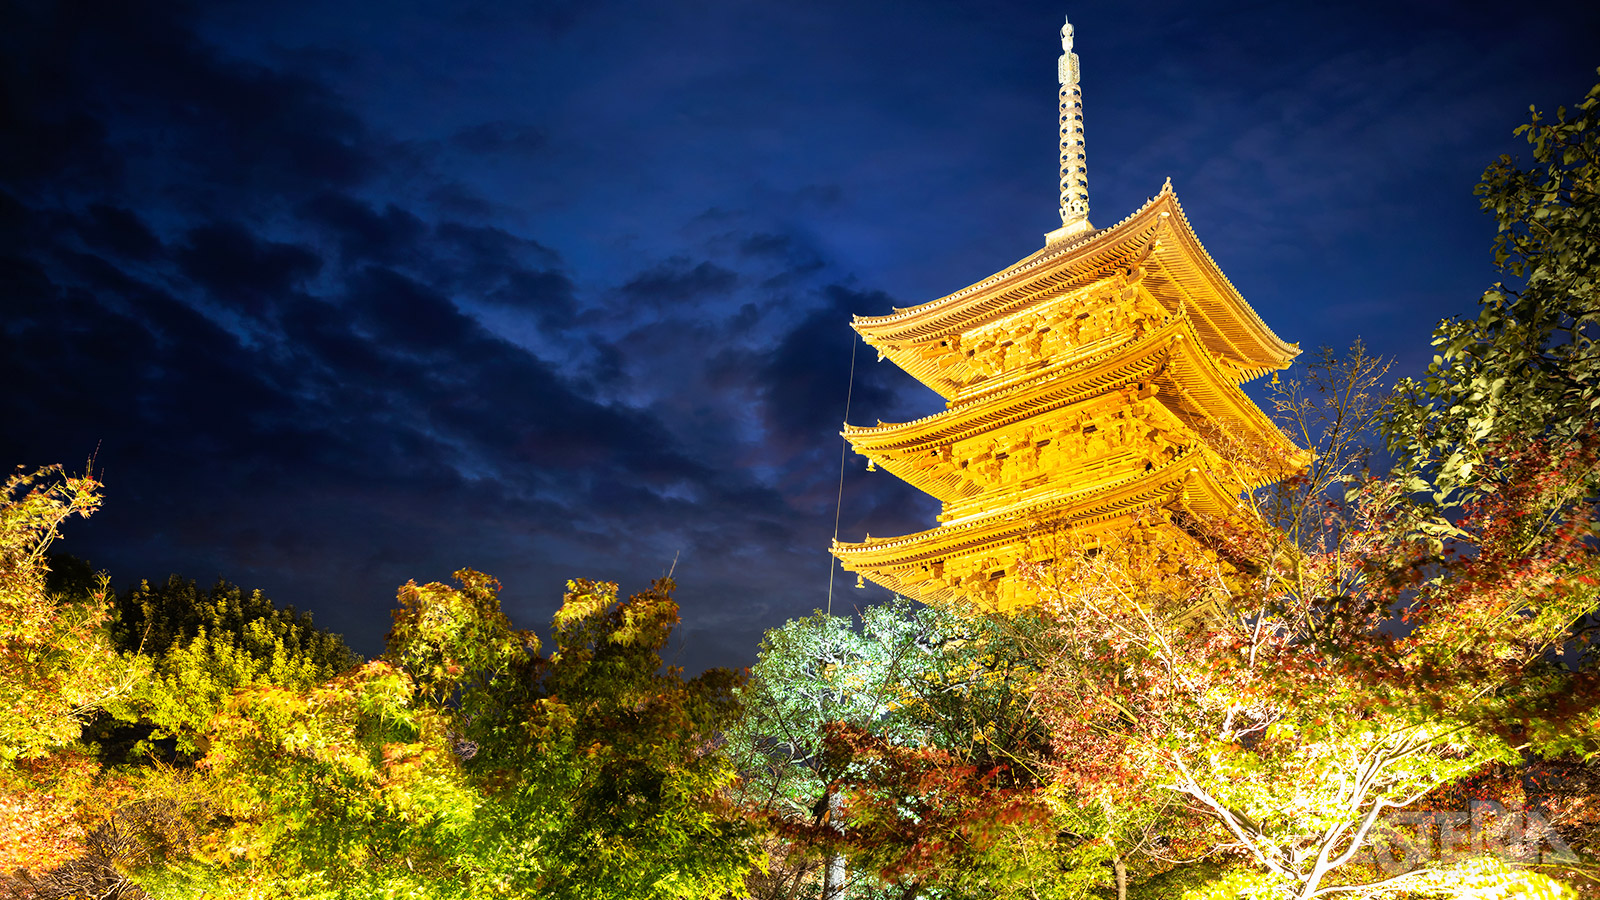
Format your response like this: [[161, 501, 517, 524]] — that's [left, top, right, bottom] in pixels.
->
[[1057, 15, 1088, 230], [1046, 15, 1091, 245]]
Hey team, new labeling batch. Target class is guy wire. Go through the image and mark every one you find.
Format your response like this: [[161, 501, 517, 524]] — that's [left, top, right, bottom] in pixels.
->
[[826, 329, 859, 617]]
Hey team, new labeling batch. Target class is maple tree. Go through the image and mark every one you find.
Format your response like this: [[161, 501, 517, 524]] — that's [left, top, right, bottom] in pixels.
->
[[0, 464, 151, 885], [0, 464, 129, 762]]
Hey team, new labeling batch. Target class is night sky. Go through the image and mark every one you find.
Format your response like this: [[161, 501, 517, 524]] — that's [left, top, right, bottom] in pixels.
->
[[4, 0, 1597, 673]]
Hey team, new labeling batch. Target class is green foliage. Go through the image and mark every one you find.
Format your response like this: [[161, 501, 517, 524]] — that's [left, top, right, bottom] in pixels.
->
[[174, 571, 756, 900], [105, 576, 360, 755], [732, 600, 927, 782], [1124, 858, 1233, 899], [1171, 866, 1283, 900], [187, 660, 475, 895], [385, 568, 533, 719], [0, 464, 134, 763], [1388, 74, 1600, 505], [481, 576, 754, 900], [112, 575, 357, 666], [732, 598, 1092, 900]]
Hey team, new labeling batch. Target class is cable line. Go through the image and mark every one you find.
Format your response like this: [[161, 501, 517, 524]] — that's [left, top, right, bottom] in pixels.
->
[[827, 328, 859, 616]]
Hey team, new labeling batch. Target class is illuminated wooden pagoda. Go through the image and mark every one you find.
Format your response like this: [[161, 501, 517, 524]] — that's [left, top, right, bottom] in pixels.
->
[[830, 17, 1304, 613]]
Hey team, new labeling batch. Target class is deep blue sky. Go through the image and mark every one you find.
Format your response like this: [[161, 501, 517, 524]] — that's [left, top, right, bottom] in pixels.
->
[[4, 0, 1597, 672]]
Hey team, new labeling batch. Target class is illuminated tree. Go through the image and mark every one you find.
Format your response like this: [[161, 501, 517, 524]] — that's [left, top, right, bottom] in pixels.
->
[[153, 572, 756, 900], [0, 464, 127, 761], [1388, 75, 1600, 507], [0, 464, 147, 882], [102, 576, 359, 758], [731, 599, 1113, 900], [484, 576, 755, 900]]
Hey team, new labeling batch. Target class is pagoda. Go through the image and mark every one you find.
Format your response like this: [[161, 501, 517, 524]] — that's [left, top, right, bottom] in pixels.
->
[[830, 17, 1305, 613]]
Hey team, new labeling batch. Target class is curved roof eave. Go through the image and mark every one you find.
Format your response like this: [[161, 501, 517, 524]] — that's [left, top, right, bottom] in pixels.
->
[[842, 312, 1300, 466], [850, 183, 1300, 390], [830, 447, 1248, 566]]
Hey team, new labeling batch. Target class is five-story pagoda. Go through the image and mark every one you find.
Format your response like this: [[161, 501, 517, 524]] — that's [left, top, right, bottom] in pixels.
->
[[830, 17, 1305, 613]]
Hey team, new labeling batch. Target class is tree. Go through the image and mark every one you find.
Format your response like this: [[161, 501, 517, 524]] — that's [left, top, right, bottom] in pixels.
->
[[111, 575, 358, 667], [0, 463, 145, 880], [162, 659, 476, 898], [729, 603, 913, 899], [5, 560, 366, 893], [0, 464, 128, 761], [730, 598, 1101, 900], [1388, 74, 1600, 506], [103, 576, 360, 757], [157, 571, 756, 900], [486, 576, 755, 900]]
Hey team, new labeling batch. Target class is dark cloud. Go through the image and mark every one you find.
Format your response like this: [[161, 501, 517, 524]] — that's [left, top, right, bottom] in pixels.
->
[[735, 231, 826, 287], [728, 302, 762, 334], [424, 182, 498, 218], [451, 121, 548, 156], [276, 295, 401, 395], [428, 222, 576, 329], [75, 205, 163, 261], [580, 336, 627, 388], [487, 268, 578, 329], [0, 1, 122, 191], [299, 193, 428, 266], [1, 0, 380, 214], [621, 259, 738, 307], [344, 266, 477, 353], [759, 285, 901, 450], [739, 233, 794, 257], [177, 223, 322, 315], [436, 222, 561, 272]]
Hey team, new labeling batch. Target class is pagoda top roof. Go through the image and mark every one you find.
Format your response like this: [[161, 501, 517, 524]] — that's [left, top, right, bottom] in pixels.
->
[[852, 183, 1299, 398]]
